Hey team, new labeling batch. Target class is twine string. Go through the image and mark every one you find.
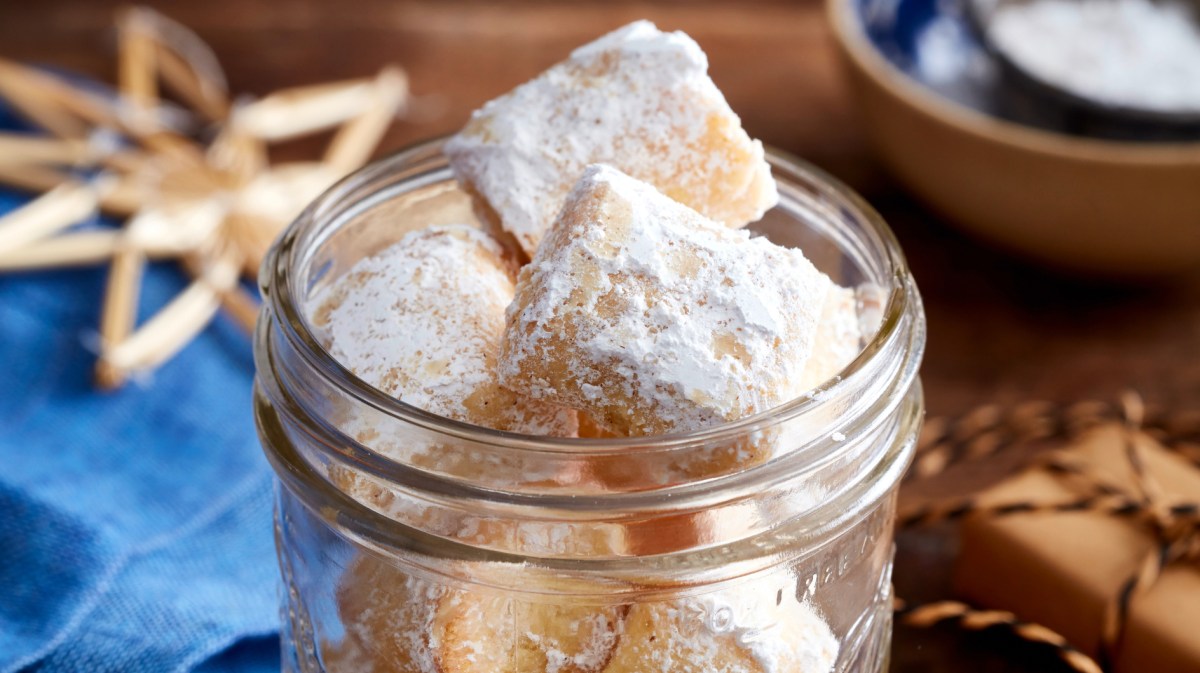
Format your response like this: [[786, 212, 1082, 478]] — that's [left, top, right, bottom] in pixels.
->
[[1096, 392, 1199, 670], [895, 598, 1103, 673], [898, 391, 1200, 673], [909, 397, 1200, 485]]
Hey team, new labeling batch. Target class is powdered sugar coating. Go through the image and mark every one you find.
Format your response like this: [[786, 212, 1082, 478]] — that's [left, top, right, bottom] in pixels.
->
[[446, 20, 777, 256], [436, 593, 626, 673], [335, 555, 625, 673], [602, 573, 838, 673], [332, 555, 445, 673], [499, 165, 833, 437], [800, 285, 863, 391], [309, 224, 576, 436]]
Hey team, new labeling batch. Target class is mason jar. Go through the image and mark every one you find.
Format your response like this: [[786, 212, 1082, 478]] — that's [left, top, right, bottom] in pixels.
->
[[254, 139, 926, 673]]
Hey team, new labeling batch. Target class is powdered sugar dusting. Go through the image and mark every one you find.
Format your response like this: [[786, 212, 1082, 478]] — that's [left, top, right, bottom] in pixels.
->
[[339, 557, 838, 673], [309, 223, 576, 436], [693, 575, 839, 673], [800, 285, 863, 390], [337, 559, 625, 673], [446, 20, 777, 256], [603, 573, 838, 673], [434, 593, 625, 673], [334, 556, 445, 673], [500, 165, 834, 437]]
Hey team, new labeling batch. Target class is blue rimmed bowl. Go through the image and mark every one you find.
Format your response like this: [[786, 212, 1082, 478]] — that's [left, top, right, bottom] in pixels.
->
[[827, 0, 1200, 278]]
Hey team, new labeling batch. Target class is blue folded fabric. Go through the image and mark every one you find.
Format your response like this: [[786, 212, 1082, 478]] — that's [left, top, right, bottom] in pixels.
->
[[0, 110, 280, 671]]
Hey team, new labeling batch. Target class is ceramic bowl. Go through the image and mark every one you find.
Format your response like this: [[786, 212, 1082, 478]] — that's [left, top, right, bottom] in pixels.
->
[[827, 0, 1200, 278]]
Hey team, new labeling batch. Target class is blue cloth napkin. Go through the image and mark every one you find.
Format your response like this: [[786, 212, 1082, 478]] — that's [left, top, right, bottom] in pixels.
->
[[0, 110, 281, 671]]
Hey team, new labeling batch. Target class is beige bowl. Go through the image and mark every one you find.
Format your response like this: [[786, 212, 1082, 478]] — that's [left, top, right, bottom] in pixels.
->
[[826, 0, 1200, 278]]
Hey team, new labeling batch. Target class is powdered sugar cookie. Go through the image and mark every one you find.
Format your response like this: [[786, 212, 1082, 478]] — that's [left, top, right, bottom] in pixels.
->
[[331, 555, 444, 673], [310, 224, 576, 438], [312, 224, 582, 547], [334, 553, 627, 673], [601, 574, 838, 673], [800, 285, 863, 391], [499, 165, 833, 440], [446, 20, 776, 256], [435, 592, 626, 673]]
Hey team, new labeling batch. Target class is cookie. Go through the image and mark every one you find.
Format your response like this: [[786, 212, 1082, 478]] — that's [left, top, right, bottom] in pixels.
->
[[446, 20, 776, 256]]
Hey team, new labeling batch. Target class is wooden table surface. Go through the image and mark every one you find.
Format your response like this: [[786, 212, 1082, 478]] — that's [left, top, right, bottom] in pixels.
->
[[3, 1, 1198, 671]]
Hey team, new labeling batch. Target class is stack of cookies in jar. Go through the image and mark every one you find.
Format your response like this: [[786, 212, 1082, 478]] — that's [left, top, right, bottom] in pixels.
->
[[310, 21, 865, 673]]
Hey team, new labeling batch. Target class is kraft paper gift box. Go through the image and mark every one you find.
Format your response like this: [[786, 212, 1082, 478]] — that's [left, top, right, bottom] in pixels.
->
[[954, 424, 1200, 673]]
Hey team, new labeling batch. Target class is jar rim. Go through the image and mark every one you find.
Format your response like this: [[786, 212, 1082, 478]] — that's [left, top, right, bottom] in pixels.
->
[[262, 137, 920, 458]]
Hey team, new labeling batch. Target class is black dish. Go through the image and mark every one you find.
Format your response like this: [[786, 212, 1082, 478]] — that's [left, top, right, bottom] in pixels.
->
[[964, 0, 1200, 141]]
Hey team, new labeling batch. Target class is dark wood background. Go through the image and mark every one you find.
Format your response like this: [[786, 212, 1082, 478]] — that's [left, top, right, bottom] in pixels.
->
[[2, 1, 1197, 671]]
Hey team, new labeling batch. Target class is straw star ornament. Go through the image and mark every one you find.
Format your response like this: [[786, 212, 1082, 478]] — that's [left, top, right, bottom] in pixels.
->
[[0, 7, 409, 388]]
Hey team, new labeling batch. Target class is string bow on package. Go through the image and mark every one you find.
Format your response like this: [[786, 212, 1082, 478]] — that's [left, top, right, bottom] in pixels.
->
[[901, 393, 1200, 673]]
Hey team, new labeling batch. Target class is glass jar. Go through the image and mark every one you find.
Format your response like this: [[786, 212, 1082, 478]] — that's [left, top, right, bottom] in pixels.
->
[[254, 139, 925, 673]]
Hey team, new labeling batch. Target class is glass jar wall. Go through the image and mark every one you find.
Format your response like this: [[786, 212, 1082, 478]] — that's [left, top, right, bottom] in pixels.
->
[[254, 139, 926, 673]]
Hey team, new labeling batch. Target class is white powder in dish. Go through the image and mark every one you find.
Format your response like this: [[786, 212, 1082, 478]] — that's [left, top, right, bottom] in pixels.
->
[[989, 0, 1200, 112]]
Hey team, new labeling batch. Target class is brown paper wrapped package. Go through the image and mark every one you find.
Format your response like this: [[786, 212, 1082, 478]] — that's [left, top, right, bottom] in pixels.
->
[[954, 424, 1200, 673]]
